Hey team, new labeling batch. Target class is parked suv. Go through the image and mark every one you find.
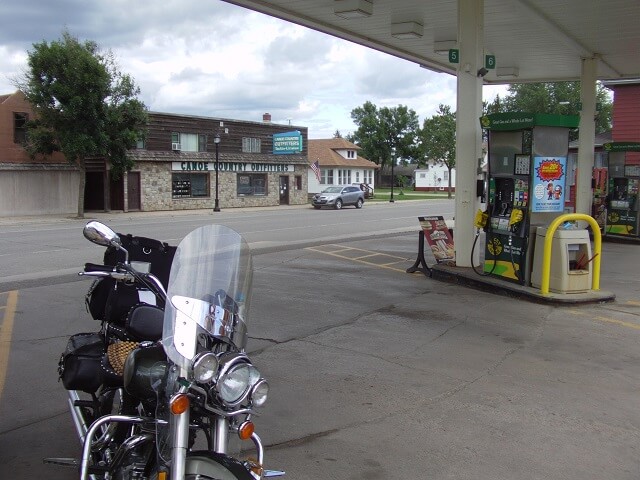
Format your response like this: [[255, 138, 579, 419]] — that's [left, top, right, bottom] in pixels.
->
[[312, 186, 365, 210]]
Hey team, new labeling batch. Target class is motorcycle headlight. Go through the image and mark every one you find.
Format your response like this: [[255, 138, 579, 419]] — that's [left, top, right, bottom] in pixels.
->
[[216, 362, 263, 407], [192, 352, 219, 384], [250, 379, 269, 408], [218, 363, 251, 406]]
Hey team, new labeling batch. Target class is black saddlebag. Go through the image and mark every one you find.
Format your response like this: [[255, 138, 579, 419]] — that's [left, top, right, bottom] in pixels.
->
[[58, 333, 105, 393], [104, 234, 176, 288], [86, 277, 116, 321]]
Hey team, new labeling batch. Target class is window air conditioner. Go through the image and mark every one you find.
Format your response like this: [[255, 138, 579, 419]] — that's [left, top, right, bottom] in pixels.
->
[[172, 142, 181, 151]]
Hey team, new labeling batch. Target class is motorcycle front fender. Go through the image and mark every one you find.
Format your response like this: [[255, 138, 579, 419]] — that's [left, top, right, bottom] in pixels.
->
[[186, 451, 255, 480]]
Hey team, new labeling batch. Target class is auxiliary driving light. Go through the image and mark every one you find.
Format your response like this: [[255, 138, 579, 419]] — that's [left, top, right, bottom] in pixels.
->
[[192, 352, 219, 383]]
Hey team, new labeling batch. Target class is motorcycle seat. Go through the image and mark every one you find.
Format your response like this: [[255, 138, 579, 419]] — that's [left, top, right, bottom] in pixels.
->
[[126, 304, 164, 342]]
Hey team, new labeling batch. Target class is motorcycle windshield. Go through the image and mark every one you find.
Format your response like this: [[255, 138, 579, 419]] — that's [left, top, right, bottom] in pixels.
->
[[162, 225, 252, 370]]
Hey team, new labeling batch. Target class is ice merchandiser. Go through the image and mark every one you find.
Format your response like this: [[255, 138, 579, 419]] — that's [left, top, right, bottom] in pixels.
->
[[603, 142, 640, 237], [479, 113, 579, 285]]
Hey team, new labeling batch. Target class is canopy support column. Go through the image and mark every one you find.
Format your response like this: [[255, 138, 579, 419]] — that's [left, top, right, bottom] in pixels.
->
[[576, 57, 598, 217], [454, 0, 484, 267]]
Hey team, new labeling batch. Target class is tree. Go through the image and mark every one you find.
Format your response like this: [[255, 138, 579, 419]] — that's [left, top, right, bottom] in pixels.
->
[[18, 30, 148, 218], [419, 104, 456, 198], [333, 129, 343, 138], [348, 101, 420, 184], [485, 81, 612, 140]]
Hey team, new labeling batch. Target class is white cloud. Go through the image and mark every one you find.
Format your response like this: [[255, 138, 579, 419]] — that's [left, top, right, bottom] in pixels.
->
[[0, 0, 509, 139]]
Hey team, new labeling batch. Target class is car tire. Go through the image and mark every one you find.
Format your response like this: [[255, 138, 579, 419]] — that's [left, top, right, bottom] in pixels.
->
[[355, 198, 363, 209], [334, 199, 343, 210]]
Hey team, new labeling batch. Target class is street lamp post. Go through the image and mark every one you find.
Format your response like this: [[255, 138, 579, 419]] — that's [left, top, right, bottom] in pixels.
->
[[213, 133, 221, 212], [389, 147, 396, 203]]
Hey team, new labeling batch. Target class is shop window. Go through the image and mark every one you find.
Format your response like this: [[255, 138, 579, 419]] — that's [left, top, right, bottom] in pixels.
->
[[295, 175, 302, 190], [171, 132, 207, 152], [242, 137, 261, 153], [172, 173, 210, 198], [237, 173, 267, 196], [14, 112, 28, 144]]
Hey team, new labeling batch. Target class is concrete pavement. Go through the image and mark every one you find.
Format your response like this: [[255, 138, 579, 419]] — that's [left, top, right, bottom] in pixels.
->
[[0, 208, 639, 479]]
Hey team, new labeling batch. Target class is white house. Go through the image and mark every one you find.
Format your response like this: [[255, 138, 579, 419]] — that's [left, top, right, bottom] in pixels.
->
[[307, 138, 379, 194], [413, 164, 456, 192]]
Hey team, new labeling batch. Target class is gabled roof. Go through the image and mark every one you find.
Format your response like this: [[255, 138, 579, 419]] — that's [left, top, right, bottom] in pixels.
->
[[308, 138, 379, 169], [569, 132, 612, 150]]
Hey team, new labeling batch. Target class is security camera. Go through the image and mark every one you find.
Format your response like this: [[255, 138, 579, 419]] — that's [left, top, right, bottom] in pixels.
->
[[477, 67, 489, 77]]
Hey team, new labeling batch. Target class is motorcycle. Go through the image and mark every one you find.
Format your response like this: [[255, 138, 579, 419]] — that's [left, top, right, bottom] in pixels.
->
[[48, 222, 283, 479]]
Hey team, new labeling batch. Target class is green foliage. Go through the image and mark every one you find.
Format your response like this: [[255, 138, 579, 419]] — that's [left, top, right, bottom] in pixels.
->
[[419, 104, 456, 169], [348, 101, 421, 171], [418, 105, 456, 198], [484, 81, 612, 140], [18, 30, 148, 213]]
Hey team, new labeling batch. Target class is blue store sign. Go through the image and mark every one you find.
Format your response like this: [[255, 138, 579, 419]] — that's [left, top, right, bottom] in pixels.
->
[[273, 131, 303, 154]]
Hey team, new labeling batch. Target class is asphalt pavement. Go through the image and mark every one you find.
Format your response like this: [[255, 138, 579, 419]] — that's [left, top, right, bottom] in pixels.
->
[[1, 206, 639, 480]]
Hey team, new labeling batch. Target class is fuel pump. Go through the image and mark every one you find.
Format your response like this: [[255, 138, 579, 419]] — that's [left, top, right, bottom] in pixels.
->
[[479, 113, 579, 285], [603, 142, 640, 237]]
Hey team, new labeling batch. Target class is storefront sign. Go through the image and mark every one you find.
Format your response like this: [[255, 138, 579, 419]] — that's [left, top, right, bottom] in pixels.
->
[[273, 131, 303, 154], [531, 156, 567, 212], [172, 162, 294, 172]]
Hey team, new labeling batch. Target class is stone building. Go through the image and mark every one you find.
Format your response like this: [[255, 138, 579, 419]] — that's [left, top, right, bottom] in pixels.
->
[[125, 112, 309, 212], [0, 91, 310, 215]]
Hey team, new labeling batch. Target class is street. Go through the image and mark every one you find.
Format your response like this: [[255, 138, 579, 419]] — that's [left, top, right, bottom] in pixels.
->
[[1, 200, 640, 479]]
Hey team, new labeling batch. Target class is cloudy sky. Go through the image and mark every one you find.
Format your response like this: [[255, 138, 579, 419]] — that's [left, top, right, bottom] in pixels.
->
[[2, 0, 506, 139]]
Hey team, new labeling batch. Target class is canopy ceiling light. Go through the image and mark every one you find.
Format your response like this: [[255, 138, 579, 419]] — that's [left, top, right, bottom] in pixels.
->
[[433, 40, 457, 54], [334, 0, 373, 19], [391, 21, 424, 39], [496, 67, 520, 78]]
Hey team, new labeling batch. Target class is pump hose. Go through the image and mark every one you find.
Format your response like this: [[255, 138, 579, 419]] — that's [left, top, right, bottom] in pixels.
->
[[471, 228, 497, 277]]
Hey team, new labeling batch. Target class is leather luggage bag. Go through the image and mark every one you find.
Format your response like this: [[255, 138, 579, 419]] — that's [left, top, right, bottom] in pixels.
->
[[103, 234, 176, 288], [58, 332, 105, 393]]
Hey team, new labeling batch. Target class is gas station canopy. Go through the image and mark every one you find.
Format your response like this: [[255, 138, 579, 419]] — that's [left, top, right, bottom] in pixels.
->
[[222, 0, 640, 83]]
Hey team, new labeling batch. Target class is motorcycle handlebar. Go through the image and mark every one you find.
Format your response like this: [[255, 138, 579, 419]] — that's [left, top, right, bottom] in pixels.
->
[[84, 263, 114, 273]]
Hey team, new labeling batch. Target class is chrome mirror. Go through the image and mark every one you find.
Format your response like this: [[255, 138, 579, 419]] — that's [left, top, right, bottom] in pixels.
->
[[83, 221, 121, 247]]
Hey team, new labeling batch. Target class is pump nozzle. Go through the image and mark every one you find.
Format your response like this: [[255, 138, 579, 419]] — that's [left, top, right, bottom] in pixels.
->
[[509, 208, 524, 226], [474, 209, 488, 229]]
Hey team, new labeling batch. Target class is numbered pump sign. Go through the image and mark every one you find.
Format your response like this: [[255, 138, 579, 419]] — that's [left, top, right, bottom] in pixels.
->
[[485, 54, 496, 69], [447, 50, 495, 70]]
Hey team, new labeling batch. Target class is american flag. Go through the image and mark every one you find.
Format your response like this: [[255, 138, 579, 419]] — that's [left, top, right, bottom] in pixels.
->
[[310, 160, 321, 182]]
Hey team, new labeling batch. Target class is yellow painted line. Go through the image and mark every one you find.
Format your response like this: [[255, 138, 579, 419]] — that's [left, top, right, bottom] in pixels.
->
[[306, 247, 408, 273], [593, 316, 640, 330], [568, 308, 640, 330], [627, 300, 640, 306], [352, 253, 382, 260], [0, 290, 18, 401]]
